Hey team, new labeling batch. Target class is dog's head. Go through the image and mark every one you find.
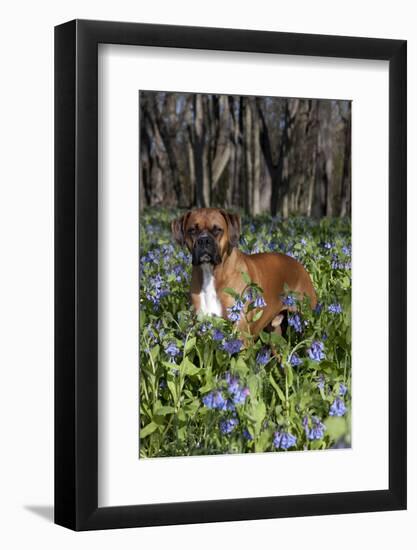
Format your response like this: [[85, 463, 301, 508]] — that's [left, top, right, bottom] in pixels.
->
[[171, 208, 241, 266]]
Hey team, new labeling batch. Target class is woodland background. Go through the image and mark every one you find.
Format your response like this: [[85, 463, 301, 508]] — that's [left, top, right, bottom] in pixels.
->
[[139, 91, 351, 217]]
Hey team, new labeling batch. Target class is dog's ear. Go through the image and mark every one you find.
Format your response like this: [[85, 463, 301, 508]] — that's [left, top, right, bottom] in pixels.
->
[[171, 212, 191, 246], [221, 211, 241, 249]]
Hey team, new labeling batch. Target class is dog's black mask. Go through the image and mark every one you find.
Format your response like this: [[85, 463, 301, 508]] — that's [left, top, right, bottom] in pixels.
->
[[192, 232, 222, 266]]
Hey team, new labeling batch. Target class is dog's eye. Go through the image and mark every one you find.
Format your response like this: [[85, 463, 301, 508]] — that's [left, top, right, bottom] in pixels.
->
[[211, 226, 223, 236], [187, 227, 196, 236]]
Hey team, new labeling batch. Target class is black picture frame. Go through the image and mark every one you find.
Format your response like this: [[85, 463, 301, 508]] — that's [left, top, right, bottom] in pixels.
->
[[55, 19, 407, 531]]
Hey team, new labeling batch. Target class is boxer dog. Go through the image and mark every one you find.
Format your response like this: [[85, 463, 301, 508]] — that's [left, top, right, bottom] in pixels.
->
[[171, 208, 317, 336]]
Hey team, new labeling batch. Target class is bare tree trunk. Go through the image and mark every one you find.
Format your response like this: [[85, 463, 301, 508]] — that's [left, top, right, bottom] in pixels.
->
[[258, 98, 298, 217], [187, 135, 196, 207], [191, 94, 206, 208], [340, 106, 351, 217], [307, 147, 317, 217], [252, 100, 261, 215], [211, 95, 232, 192], [150, 95, 183, 205], [243, 98, 253, 215]]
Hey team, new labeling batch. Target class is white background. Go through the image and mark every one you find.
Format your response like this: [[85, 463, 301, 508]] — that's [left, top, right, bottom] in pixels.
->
[[99, 46, 389, 506], [0, 1, 415, 549]]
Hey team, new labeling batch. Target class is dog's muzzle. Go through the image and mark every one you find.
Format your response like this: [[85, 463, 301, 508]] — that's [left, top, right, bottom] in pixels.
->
[[192, 234, 221, 266]]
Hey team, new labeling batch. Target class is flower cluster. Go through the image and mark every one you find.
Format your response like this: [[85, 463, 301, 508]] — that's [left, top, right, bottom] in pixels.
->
[[202, 373, 250, 412], [225, 373, 250, 405], [222, 338, 243, 355], [202, 391, 230, 411], [139, 211, 352, 457], [165, 342, 180, 361], [305, 416, 327, 440], [227, 299, 244, 323], [220, 418, 239, 434], [329, 398, 347, 417], [282, 294, 297, 307], [308, 340, 325, 362], [145, 273, 170, 309], [273, 431, 297, 450]]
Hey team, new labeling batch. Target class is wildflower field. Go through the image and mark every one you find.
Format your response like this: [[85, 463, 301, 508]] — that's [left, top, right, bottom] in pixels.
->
[[139, 208, 351, 458]]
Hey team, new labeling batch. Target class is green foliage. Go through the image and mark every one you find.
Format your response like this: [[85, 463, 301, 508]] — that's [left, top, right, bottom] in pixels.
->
[[139, 208, 351, 457]]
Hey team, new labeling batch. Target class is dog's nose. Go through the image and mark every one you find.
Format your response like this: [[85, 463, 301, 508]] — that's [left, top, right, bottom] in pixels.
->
[[197, 235, 210, 248]]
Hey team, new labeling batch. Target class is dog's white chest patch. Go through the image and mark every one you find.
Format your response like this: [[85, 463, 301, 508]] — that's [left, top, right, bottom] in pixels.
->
[[199, 264, 222, 317]]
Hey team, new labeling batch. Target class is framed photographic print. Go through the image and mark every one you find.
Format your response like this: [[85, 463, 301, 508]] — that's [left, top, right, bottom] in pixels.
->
[[55, 20, 407, 530]]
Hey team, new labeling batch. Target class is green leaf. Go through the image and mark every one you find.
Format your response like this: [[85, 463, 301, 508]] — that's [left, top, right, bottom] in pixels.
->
[[154, 406, 176, 416], [235, 356, 249, 377], [167, 380, 177, 403], [259, 331, 271, 344], [255, 429, 272, 453], [253, 401, 266, 430], [140, 421, 158, 439], [222, 287, 240, 299], [270, 332, 286, 348], [269, 373, 286, 403], [252, 309, 264, 322], [181, 357, 200, 376], [150, 344, 160, 362], [184, 337, 196, 355]]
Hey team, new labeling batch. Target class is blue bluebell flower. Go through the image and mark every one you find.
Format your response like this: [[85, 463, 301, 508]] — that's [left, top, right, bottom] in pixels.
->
[[328, 303, 342, 314], [329, 398, 347, 417], [224, 373, 250, 405], [225, 372, 239, 394], [202, 391, 227, 411], [220, 418, 239, 435], [243, 428, 253, 441], [282, 294, 296, 307], [308, 340, 325, 362], [222, 339, 243, 355], [227, 309, 241, 322], [254, 295, 267, 308], [227, 299, 244, 323], [165, 342, 180, 359], [142, 250, 156, 263], [273, 431, 297, 450], [342, 245, 351, 256], [212, 329, 225, 341], [199, 322, 212, 334], [332, 260, 352, 270], [256, 347, 271, 366], [288, 313, 303, 333], [289, 353, 302, 367], [339, 383, 347, 396], [323, 242, 333, 250], [244, 288, 254, 302], [172, 264, 185, 282], [308, 416, 326, 440], [146, 273, 169, 309], [232, 387, 250, 405]]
